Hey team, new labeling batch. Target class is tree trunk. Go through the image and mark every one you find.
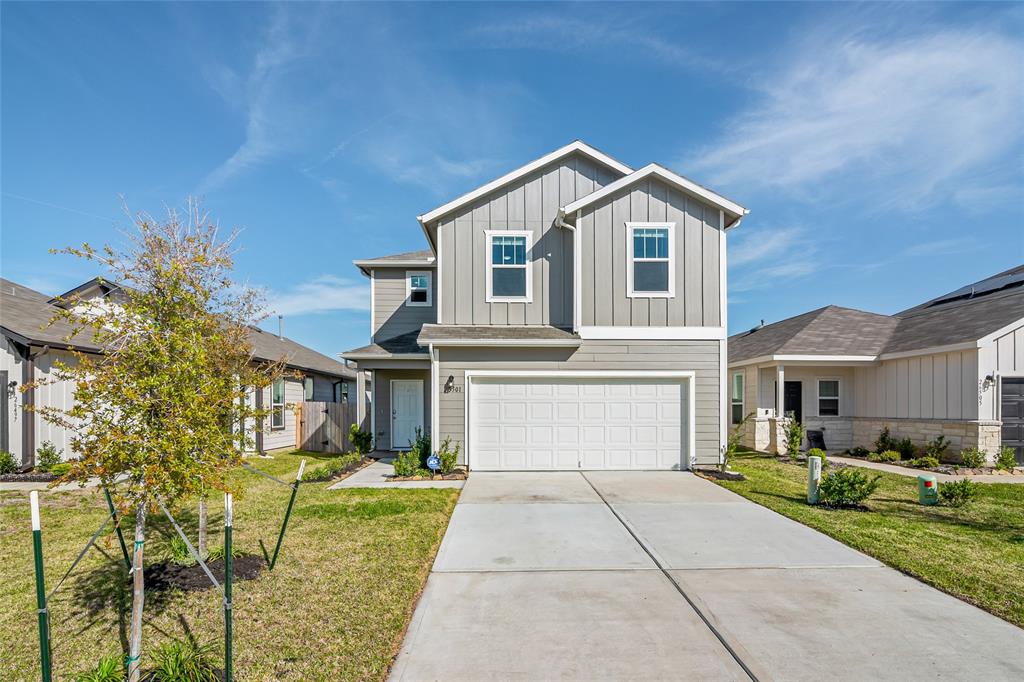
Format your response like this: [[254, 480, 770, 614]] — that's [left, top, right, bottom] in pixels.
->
[[128, 501, 146, 682], [198, 496, 208, 559]]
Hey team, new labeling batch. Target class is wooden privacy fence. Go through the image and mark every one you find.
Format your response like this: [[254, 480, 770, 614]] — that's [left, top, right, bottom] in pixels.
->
[[297, 401, 357, 453]]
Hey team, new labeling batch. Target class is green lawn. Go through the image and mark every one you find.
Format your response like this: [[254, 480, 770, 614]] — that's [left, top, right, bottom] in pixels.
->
[[714, 451, 1024, 627], [0, 451, 459, 680]]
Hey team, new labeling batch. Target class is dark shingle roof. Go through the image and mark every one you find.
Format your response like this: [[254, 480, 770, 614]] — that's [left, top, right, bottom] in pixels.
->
[[417, 324, 579, 344], [729, 306, 899, 363], [342, 330, 426, 357], [0, 278, 353, 379]]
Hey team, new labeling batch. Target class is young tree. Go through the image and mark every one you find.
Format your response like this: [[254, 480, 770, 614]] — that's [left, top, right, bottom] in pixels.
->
[[31, 202, 283, 681]]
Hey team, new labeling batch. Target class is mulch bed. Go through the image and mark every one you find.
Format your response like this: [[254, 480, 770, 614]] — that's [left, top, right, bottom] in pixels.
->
[[146, 554, 264, 592], [0, 471, 58, 482], [387, 470, 468, 482], [696, 469, 746, 482]]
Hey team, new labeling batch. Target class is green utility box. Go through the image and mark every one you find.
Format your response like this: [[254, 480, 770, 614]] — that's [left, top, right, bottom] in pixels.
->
[[917, 474, 938, 505]]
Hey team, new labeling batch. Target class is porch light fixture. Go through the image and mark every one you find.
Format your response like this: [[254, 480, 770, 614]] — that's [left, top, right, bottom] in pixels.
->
[[444, 375, 455, 393]]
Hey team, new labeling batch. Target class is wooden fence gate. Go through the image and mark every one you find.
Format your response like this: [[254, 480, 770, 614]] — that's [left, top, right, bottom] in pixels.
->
[[297, 401, 357, 454]]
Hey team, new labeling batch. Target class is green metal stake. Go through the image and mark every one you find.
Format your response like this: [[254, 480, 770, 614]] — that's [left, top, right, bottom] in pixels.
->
[[103, 486, 132, 571], [268, 460, 305, 571], [30, 491, 53, 682], [224, 492, 233, 682]]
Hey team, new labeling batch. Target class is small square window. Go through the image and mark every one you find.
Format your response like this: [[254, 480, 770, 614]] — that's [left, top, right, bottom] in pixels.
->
[[407, 272, 431, 307]]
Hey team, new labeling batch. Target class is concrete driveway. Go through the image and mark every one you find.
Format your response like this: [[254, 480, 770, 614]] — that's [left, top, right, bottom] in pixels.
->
[[391, 472, 1024, 681]]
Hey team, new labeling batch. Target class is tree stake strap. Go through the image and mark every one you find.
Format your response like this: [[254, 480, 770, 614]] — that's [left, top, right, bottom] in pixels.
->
[[46, 512, 113, 602]]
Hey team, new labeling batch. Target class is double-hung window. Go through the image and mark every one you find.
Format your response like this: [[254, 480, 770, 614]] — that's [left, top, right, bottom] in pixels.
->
[[817, 379, 840, 416], [486, 231, 531, 302], [407, 271, 432, 307], [271, 378, 286, 430], [731, 372, 745, 424], [627, 223, 674, 297]]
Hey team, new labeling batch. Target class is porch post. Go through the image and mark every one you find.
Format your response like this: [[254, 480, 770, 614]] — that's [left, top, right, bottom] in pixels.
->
[[776, 365, 786, 418], [356, 369, 368, 430]]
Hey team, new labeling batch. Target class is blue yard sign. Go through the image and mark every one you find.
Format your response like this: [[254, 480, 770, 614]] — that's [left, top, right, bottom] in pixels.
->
[[426, 454, 441, 473]]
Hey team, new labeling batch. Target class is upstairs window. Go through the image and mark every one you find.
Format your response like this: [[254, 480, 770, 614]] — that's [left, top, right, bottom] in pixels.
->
[[407, 271, 432, 307], [271, 378, 286, 430], [731, 372, 745, 424], [486, 231, 532, 302], [818, 379, 840, 416], [627, 223, 674, 297]]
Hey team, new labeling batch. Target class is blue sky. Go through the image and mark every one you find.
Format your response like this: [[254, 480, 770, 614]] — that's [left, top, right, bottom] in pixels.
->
[[2, 1, 1022, 357]]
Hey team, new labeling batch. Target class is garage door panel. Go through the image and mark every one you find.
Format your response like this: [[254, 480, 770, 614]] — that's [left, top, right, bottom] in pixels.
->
[[470, 377, 690, 471]]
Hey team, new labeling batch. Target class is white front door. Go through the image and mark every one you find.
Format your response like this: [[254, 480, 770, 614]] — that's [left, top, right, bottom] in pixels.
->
[[391, 380, 424, 450]]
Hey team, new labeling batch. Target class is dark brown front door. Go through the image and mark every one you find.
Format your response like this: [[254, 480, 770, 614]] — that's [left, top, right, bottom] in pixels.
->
[[1001, 378, 1024, 465], [784, 381, 803, 423]]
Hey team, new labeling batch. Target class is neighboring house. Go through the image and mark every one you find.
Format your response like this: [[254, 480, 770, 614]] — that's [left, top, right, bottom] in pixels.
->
[[0, 277, 355, 466], [343, 140, 748, 470], [728, 266, 1024, 464]]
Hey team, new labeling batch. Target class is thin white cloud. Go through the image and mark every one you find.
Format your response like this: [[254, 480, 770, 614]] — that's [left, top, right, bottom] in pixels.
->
[[728, 225, 820, 293], [905, 238, 981, 257], [265, 275, 369, 317], [685, 26, 1024, 210]]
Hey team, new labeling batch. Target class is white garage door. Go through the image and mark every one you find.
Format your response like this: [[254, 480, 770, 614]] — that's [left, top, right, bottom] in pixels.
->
[[469, 377, 688, 471]]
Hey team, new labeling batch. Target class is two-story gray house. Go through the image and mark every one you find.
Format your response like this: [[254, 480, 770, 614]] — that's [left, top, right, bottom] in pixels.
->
[[342, 141, 748, 470]]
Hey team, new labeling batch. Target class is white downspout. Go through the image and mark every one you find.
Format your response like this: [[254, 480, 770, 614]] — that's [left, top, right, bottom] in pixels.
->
[[555, 209, 581, 333]]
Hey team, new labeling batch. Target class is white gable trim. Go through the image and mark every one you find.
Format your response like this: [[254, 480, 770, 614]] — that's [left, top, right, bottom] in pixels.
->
[[560, 163, 748, 225], [417, 140, 632, 226]]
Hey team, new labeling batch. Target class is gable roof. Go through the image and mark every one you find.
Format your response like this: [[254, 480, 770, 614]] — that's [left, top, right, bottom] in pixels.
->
[[560, 163, 748, 227], [352, 249, 435, 276], [0, 277, 353, 380], [417, 140, 633, 228], [729, 306, 898, 364]]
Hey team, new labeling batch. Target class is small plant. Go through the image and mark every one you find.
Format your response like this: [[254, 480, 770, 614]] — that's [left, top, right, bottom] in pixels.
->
[[923, 435, 950, 461], [436, 436, 460, 475], [817, 468, 880, 507], [806, 447, 827, 470], [0, 449, 17, 474], [36, 440, 63, 472], [408, 428, 432, 469], [868, 450, 901, 463], [305, 452, 362, 482], [74, 654, 125, 682], [847, 446, 870, 458], [958, 447, 986, 469], [995, 446, 1018, 472], [939, 479, 978, 507], [895, 437, 917, 460], [349, 423, 373, 455], [874, 427, 896, 453], [148, 638, 219, 682], [910, 456, 940, 469], [783, 414, 805, 460], [392, 449, 420, 477], [50, 462, 72, 477], [206, 543, 246, 562], [169, 535, 197, 567], [722, 412, 753, 472]]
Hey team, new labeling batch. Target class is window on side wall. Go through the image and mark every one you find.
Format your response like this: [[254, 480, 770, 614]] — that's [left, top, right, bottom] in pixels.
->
[[271, 378, 286, 430], [407, 271, 432, 307], [731, 372, 745, 424], [334, 381, 349, 403], [486, 231, 531, 302], [303, 376, 314, 401], [627, 223, 674, 297], [818, 379, 840, 416]]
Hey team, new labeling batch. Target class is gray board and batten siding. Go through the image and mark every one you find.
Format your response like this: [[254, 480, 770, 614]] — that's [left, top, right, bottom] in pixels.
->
[[372, 267, 437, 342]]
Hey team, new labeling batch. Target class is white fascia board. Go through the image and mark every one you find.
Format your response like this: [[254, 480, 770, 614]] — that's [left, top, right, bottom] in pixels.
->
[[416, 141, 633, 226], [560, 164, 749, 223], [728, 353, 879, 368], [579, 326, 726, 340], [340, 352, 429, 361], [877, 342, 977, 361], [976, 316, 1024, 347], [423, 338, 581, 347]]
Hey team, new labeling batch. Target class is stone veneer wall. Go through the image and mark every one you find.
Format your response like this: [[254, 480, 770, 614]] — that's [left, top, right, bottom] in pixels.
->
[[803, 417, 853, 452], [850, 418, 1002, 463]]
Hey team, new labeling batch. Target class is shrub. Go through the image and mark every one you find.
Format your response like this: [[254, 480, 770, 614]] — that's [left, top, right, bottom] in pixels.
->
[[910, 456, 940, 469], [783, 415, 805, 459], [958, 447, 986, 468], [436, 436, 460, 475], [923, 435, 950, 461], [0, 449, 17, 474], [305, 453, 361, 482], [36, 440, 63, 472], [74, 654, 124, 682], [874, 427, 896, 453], [349, 423, 373, 455], [817, 468, 880, 507], [895, 437, 917, 460], [939, 479, 978, 507], [148, 639, 219, 682], [408, 428, 432, 469], [806, 447, 827, 469], [995, 446, 1018, 471], [169, 535, 197, 567], [392, 449, 420, 477], [847, 446, 870, 458], [50, 462, 72, 477], [868, 450, 901, 463]]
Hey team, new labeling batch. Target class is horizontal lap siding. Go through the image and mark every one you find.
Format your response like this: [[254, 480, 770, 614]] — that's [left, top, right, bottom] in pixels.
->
[[437, 341, 722, 466], [373, 268, 436, 342], [580, 178, 721, 328], [437, 153, 617, 327], [263, 377, 304, 451]]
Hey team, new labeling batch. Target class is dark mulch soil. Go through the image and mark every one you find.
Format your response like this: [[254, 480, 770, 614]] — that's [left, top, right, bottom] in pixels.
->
[[146, 554, 264, 592], [388, 468, 468, 482], [0, 471, 58, 482], [696, 469, 746, 482]]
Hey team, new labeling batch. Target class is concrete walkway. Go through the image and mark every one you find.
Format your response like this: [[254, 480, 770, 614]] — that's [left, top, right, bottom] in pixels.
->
[[391, 471, 1024, 681], [832, 455, 1024, 484], [328, 459, 464, 489]]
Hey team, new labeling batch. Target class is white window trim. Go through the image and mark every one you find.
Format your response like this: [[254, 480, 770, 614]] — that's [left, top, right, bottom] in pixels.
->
[[731, 371, 744, 424], [271, 378, 286, 430], [485, 230, 533, 303], [406, 270, 432, 307], [816, 377, 841, 417], [626, 222, 675, 298]]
